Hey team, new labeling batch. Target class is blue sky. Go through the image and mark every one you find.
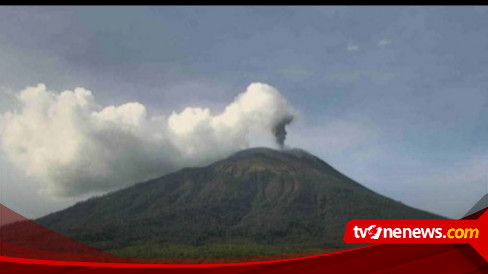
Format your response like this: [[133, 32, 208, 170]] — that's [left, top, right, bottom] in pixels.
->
[[1, 6, 488, 219]]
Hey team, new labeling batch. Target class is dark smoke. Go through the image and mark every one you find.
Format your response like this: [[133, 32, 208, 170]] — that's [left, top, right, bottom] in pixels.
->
[[272, 115, 294, 149]]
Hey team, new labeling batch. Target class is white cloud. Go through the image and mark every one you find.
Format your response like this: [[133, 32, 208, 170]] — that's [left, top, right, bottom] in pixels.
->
[[377, 39, 392, 46], [0, 82, 295, 197], [347, 42, 359, 51]]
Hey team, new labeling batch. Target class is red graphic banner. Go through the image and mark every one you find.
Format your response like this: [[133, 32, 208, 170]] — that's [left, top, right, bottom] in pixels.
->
[[344, 210, 488, 261], [1, 204, 487, 272]]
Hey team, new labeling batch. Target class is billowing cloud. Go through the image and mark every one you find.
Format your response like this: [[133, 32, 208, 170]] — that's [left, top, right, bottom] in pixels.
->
[[0, 82, 295, 197], [377, 39, 392, 46], [347, 42, 359, 51]]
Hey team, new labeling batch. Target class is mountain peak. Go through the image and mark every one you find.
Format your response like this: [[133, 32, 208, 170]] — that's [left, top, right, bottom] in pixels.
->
[[217, 147, 341, 178], [33, 146, 442, 259], [227, 147, 315, 161]]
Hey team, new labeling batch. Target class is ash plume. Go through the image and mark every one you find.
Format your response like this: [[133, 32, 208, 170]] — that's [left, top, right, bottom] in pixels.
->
[[272, 115, 294, 149]]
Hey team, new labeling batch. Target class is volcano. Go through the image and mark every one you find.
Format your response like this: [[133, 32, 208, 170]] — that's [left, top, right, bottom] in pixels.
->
[[33, 147, 441, 258]]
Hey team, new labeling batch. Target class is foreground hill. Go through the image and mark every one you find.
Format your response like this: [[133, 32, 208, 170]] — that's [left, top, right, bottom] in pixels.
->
[[34, 147, 442, 258]]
